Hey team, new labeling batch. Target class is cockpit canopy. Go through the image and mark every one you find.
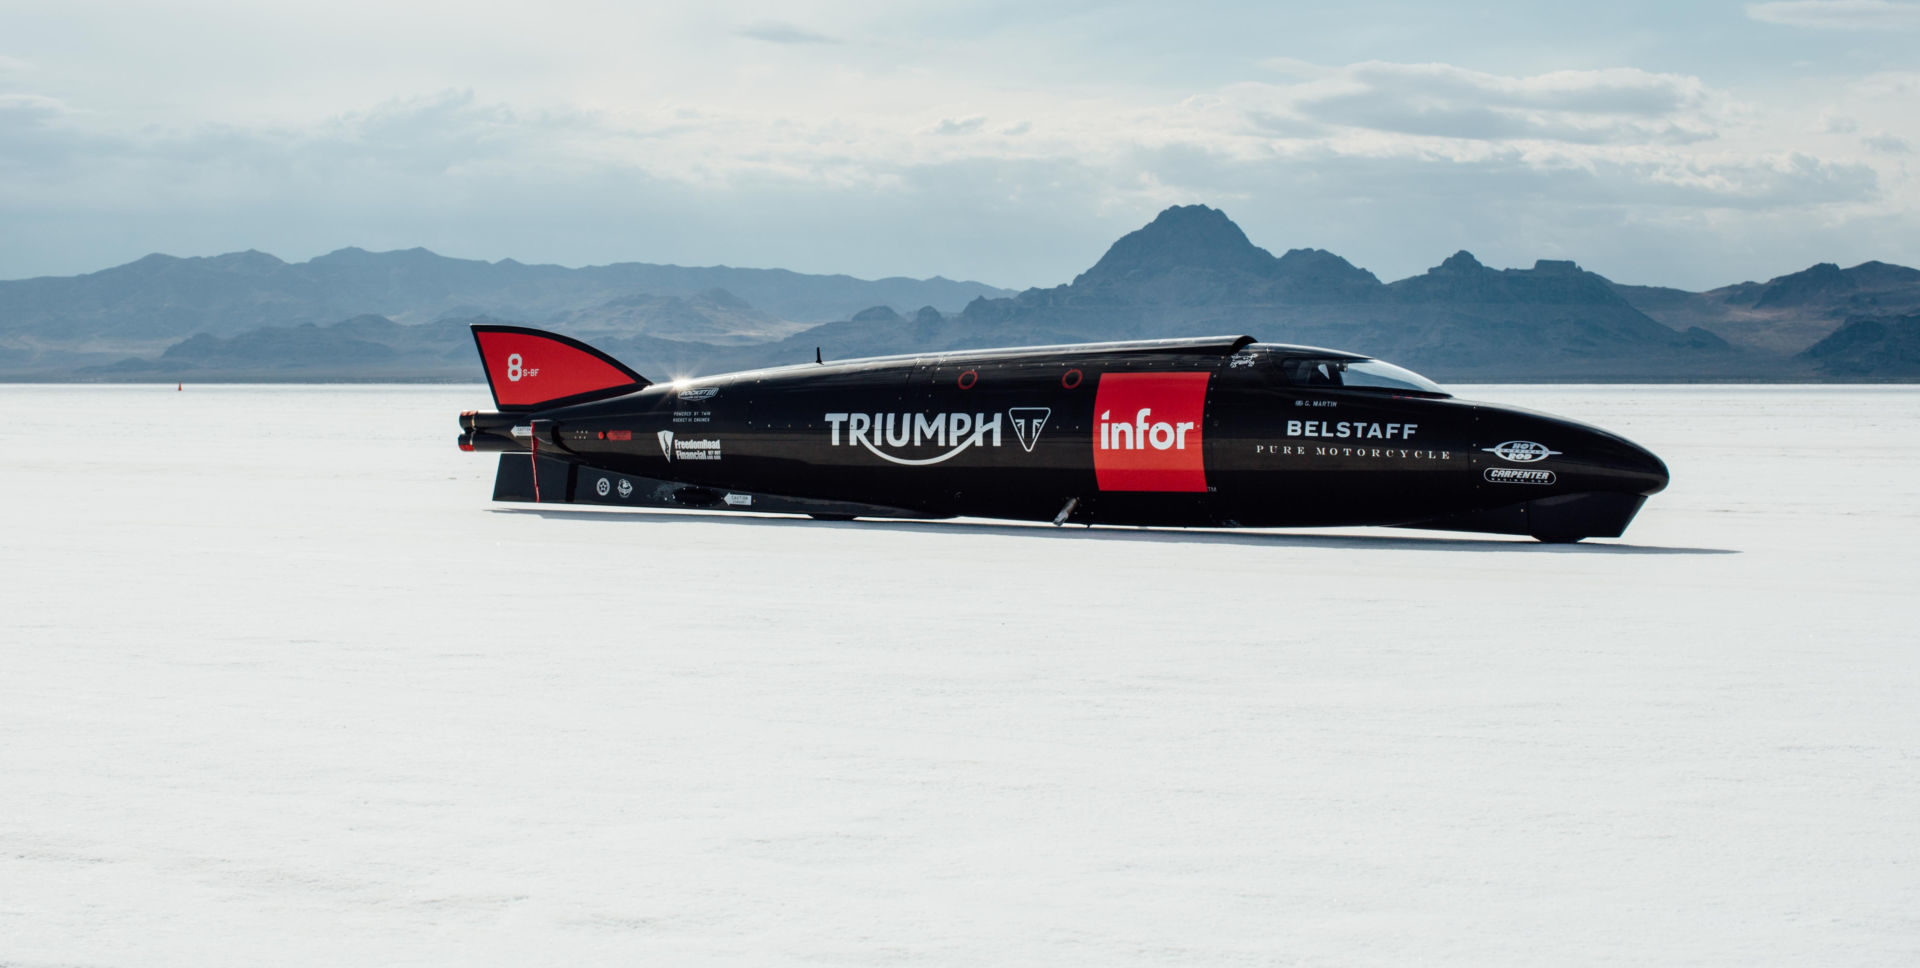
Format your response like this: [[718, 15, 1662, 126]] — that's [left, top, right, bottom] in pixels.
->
[[1244, 343, 1448, 396], [1278, 357, 1449, 396]]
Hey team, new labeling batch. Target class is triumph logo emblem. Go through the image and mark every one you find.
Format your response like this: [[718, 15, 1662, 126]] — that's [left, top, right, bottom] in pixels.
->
[[1483, 440, 1561, 463], [823, 410, 1028, 466], [1009, 408, 1050, 453], [658, 430, 675, 461]]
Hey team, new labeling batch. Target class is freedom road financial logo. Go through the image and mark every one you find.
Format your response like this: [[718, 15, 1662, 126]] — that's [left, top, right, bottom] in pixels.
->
[[657, 430, 720, 462], [1093, 372, 1210, 492]]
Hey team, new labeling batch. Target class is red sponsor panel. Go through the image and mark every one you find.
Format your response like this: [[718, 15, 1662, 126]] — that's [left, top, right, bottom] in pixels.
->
[[474, 329, 639, 408], [1092, 372, 1210, 492]]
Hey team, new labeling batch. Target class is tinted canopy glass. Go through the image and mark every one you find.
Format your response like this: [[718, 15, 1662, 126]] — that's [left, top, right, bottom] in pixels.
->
[[1278, 357, 1448, 396]]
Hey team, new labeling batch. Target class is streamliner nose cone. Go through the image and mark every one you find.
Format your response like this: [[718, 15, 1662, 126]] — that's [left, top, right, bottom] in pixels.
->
[[1573, 426, 1667, 496], [1627, 442, 1670, 496]]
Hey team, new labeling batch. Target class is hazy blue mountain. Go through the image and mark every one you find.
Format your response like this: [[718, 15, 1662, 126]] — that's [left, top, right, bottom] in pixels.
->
[[1614, 260, 1920, 355], [1053, 205, 1383, 306], [547, 289, 817, 345], [88, 315, 471, 379], [30, 204, 1920, 382], [1800, 314, 1920, 378], [736, 205, 1742, 381], [0, 247, 1015, 350], [87, 313, 721, 382]]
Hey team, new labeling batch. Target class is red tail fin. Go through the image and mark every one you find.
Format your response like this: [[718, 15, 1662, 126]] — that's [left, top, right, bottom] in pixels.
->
[[471, 325, 649, 411]]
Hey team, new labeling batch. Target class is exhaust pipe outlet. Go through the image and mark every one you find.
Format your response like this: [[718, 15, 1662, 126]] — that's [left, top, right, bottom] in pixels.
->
[[459, 410, 519, 433]]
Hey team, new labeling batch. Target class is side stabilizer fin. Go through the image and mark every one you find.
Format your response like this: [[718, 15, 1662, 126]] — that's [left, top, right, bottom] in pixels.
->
[[471, 324, 649, 411]]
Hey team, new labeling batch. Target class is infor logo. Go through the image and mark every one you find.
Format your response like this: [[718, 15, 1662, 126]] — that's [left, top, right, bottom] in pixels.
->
[[1092, 372, 1210, 492]]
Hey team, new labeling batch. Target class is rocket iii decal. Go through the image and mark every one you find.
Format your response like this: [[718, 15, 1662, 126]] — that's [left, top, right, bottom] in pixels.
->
[[1092, 372, 1210, 492]]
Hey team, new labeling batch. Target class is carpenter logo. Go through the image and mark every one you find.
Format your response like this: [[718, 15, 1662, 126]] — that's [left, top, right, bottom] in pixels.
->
[[823, 409, 1041, 466], [1485, 467, 1556, 485], [1093, 372, 1210, 492], [1483, 440, 1561, 463]]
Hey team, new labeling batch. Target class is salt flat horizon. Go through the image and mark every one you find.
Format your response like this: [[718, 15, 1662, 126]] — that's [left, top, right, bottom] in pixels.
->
[[3, 384, 1916, 965], [10, 376, 1919, 387]]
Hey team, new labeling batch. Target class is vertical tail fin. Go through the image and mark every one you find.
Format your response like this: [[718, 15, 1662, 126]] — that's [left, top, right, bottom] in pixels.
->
[[471, 325, 650, 411]]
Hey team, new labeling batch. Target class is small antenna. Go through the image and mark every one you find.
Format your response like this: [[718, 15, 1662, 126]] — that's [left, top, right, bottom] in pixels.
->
[[815, 347, 823, 364]]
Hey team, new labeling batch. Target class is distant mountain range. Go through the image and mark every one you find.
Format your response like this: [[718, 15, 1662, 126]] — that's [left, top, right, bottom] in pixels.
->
[[5, 205, 1918, 382], [0, 247, 1012, 373]]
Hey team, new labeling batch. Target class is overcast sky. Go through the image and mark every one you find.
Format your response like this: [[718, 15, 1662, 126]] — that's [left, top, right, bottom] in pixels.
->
[[3, 0, 1918, 289]]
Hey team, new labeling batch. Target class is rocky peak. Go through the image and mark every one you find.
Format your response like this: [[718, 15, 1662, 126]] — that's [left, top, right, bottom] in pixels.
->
[[1755, 262, 1852, 309], [695, 288, 751, 310], [1272, 247, 1383, 297], [850, 305, 903, 324], [1392, 250, 1630, 308], [1074, 204, 1276, 285], [1845, 260, 1920, 289], [206, 249, 287, 270]]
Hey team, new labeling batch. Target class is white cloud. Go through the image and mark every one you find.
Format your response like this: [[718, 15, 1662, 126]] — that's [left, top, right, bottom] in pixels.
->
[[1747, 0, 1920, 30], [1256, 57, 1335, 80], [1232, 62, 1719, 147], [925, 116, 986, 136], [0, 10, 1914, 292], [732, 21, 839, 45], [0, 93, 66, 113], [0, 75, 1896, 291]]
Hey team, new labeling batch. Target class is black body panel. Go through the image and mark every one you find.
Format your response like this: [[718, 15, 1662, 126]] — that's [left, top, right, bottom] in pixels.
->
[[460, 330, 1669, 541]]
